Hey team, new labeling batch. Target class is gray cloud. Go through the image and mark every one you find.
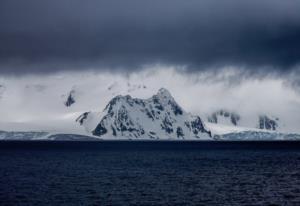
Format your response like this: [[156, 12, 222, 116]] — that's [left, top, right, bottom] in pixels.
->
[[0, 0, 300, 75]]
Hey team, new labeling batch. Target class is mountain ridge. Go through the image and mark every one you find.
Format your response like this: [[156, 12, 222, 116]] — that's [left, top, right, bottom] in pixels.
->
[[77, 88, 212, 140]]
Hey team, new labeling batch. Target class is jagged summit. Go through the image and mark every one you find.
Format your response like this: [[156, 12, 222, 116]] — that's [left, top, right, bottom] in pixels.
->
[[77, 88, 211, 139], [156, 88, 173, 99]]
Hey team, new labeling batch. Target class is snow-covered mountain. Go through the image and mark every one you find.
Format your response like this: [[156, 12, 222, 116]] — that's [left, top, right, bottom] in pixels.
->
[[0, 82, 299, 140], [207, 110, 240, 126], [76, 88, 211, 140], [207, 109, 281, 131], [258, 115, 279, 130]]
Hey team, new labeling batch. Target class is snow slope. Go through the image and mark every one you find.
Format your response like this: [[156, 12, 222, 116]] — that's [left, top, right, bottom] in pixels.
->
[[205, 122, 300, 140], [0, 131, 99, 141]]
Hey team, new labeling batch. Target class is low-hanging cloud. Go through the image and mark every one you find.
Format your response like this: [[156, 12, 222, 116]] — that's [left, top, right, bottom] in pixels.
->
[[1, 68, 300, 133], [1, 0, 300, 75]]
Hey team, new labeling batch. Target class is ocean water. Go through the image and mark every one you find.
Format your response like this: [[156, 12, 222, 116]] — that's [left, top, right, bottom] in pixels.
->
[[0, 141, 300, 206]]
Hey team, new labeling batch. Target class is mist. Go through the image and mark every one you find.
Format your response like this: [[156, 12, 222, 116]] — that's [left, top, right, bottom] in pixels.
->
[[1, 67, 299, 133]]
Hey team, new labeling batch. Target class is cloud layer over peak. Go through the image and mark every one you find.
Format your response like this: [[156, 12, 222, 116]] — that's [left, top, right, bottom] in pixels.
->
[[0, 0, 300, 75]]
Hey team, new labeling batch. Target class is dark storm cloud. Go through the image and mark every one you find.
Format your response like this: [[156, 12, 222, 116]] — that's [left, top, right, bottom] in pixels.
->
[[0, 0, 300, 74]]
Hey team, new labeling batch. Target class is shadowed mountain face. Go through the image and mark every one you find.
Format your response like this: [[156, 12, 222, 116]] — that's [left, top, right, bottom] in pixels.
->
[[258, 115, 278, 131], [207, 110, 280, 131], [64, 90, 76, 107], [77, 88, 211, 139], [0, 85, 5, 99], [208, 110, 240, 126]]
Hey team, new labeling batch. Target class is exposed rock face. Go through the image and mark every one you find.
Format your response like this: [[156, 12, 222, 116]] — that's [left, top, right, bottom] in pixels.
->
[[64, 90, 76, 107], [258, 115, 278, 131], [208, 110, 240, 126], [0, 85, 5, 99], [207, 110, 280, 131], [77, 88, 211, 139], [76, 112, 90, 125]]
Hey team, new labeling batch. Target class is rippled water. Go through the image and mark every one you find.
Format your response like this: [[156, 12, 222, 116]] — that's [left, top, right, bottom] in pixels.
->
[[0, 141, 300, 205]]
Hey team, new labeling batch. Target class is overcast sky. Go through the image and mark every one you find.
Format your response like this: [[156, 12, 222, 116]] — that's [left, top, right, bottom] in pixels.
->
[[0, 0, 300, 76], [0, 1, 300, 133]]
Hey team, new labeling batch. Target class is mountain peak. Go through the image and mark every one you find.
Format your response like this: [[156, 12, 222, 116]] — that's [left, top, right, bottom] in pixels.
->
[[77, 88, 211, 139], [156, 88, 172, 99], [154, 88, 176, 105]]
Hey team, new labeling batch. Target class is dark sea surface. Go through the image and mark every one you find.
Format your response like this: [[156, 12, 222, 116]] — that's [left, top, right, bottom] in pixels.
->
[[1, 141, 300, 206]]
